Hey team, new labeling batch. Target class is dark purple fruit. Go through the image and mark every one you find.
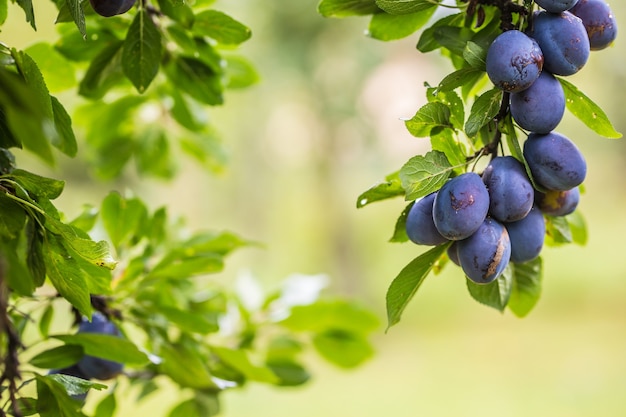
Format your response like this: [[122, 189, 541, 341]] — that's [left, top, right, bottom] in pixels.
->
[[535, 0, 579, 13], [405, 192, 448, 246], [523, 132, 587, 191], [530, 11, 590, 76], [486, 30, 543, 93], [433, 173, 490, 241], [535, 187, 580, 216], [90, 0, 136, 17], [570, 0, 618, 50], [505, 206, 546, 263], [482, 156, 534, 222], [76, 312, 124, 380], [457, 218, 511, 284], [510, 71, 565, 134]]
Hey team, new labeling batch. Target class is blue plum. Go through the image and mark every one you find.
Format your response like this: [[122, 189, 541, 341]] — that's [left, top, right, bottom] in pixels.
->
[[482, 156, 534, 222], [530, 11, 590, 76], [486, 30, 543, 92], [76, 312, 124, 380], [535, 0, 579, 13], [535, 187, 580, 216], [505, 206, 546, 263], [405, 192, 448, 246], [523, 132, 587, 191], [433, 173, 490, 240], [570, 0, 618, 50], [510, 71, 565, 134], [457, 218, 511, 284], [90, 0, 136, 17]]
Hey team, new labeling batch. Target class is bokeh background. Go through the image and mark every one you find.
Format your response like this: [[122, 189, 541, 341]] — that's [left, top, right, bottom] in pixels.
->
[[2, 1, 626, 416]]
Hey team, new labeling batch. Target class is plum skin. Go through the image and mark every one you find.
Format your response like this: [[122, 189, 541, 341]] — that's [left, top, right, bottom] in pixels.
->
[[570, 0, 618, 50], [530, 11, 590, 76], [535, 0, 579, 13], [75, 312, 124, 380], [405, 192, 448, 246], [535, 187, 580, 216], [90, 0, 136, 17], [457, 218, 511, 284], [433, 173, 490, 241], [486, 30, 543, 93], [510, 71, 565, 134], [505, 206, 546, 263], [523, 132, 587, 191], [482, 156, 534, 222]]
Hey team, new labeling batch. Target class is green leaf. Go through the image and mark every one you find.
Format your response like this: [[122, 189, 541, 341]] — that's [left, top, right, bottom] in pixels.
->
[[428, 89, 465, 131], [356, 171, 404, 208], [158, 306, 218, 334], [464, 87, 502, 137], [399, 150, 453, 200], [566, 210, 587, 246], [159, 343, 216, 389], [9, 169, 65, 200], [544, 215, 572, 245], [389, 202, 411, 243], [463, 41, 487, 70], [39, 304, 54, 338], [122, 10, 162, 93], [101, 192, 148, 248], [386, 243, 450, 329], [66, 0, 86, 39], [367, 8, 436, 41], [318, 0, 380, 17], [266, 360, 310, 387], [433, 26, 474, 56], [165, 57, 223, 105], [212, 347, 279, 383], [416, 13, 464, 53], [168, 394, 220, 417], [94, 393, 117, 417], [0, 242, 35, 296], [430, 128, 466, 167], [0, 0, 7, 25], [376, 0, 438, 15], [508, 257, 542, 318], [466, 267, 513, 312], [15, 0, 35, 30], [192, 10, 252, 45], [50, 97, 78, 157], [0, 192, 26, 239], [78, 40, 125, 100], [157, 0, 194, 27], [558, 77, 622, 138], [136, 128, 176, 178], [29, 345, 84, 370], [405, 102, 453, 137], [54, 333, 150, 365], [313, 330, 374, 368], [224, 55, 260, 89], [24, 43, 76, 93], [435, 67, 484, 94], [36, 375, 91, 417], [280, 300, 379, 334]]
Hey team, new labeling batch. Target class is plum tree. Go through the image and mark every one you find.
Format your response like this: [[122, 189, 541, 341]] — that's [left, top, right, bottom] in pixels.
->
[[457, 218, 511, 284], [432, 173, 490, 240], [535, 0, 580, 13], [482, 156, 534, 222], [535, 188, 581, 216], [90, 0, 136, 17], [505, 207, 546, 263], [75, 313, 124, 380], [530, 11, 590, 75], [523, 132, 587, 191], [405, 193, 448, 246], [570, 0, 618, 50], [486, 30, 543, 92], [509, 71, 565, 133]]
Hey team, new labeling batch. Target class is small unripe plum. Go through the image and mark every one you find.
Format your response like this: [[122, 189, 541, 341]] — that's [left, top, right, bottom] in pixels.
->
[[405, 193, 448, 246], [90, 0, 136, 17], [510, 71, 565, 134], [535, 187, 580, 216], [530, 11, 590, 76], [482, 156, 534, 222], [76, 312, 124, 380], [505, 206, 546, 263], [457, 218, 511, 284], [523, 132, 587, 191], [486, 30, 543, 92], [535, 0, 579, 13], [570, 0, 618, 50], [433, 173, 490, 240]]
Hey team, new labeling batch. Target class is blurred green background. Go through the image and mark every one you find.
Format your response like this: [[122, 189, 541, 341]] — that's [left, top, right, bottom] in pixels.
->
[[2, 1, 626, 416]]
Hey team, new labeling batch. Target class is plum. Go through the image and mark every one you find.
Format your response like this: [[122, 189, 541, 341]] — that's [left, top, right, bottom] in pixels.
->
[[457, 218, 511, 284], [530, 11, 590, 76], [75, 312, 124, 380], [405, 192, 448, 246], [505, 206, 546, 263], [482, 156, 534, 222], [510, 71, 565, 134], [90, 0, 136, 17], [523, 132, 587, 191], [535, 187, 580, 216], [570, 0, 618, 50], [433, 173, 490, 240], [486, 30, 544, 92], [535, 0, 579, 13]]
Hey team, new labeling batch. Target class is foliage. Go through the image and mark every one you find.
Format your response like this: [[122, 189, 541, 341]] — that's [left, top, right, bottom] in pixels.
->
[[320, 0, 621, 327], [0, 2, 378, 416]]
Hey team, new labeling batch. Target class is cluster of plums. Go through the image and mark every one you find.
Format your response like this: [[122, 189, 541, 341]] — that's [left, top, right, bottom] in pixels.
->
[[90, 0, 136, 17], [405, 0, 617, 284], [51, 312, 124, 401]]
